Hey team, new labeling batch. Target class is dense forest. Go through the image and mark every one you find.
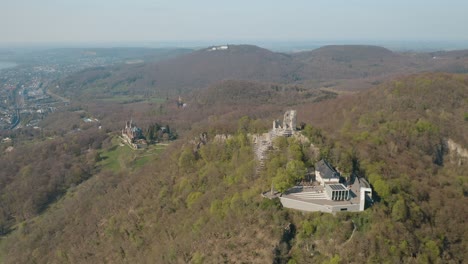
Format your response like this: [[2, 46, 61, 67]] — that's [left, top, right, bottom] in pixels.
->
[[0, 72, 466, 263], [0, 129, 107, 235]]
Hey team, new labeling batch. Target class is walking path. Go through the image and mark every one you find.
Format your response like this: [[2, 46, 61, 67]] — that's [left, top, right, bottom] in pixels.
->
[[342, 220, 357, 246]]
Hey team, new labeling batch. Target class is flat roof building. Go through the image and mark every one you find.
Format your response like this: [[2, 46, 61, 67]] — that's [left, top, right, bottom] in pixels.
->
[[325, 184, 350, 201]]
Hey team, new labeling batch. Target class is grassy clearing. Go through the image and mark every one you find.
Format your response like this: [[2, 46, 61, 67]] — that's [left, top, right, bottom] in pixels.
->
[[98, 137, 167, 172], [98, 142, 131, 172]]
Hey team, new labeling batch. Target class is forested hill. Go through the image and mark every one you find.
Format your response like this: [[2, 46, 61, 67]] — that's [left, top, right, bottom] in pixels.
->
[[299, 72, 468, 146], [55, 45, 299, 99], [53, 44, 468, 101], [296, 73, 468, 262], [293, 45, 404, 80], [1, 73, 467, 263]]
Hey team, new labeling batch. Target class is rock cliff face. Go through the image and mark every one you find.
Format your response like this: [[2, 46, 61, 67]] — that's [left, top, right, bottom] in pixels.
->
[[252, 131, 278, 170], [213, 134, 233, 143], [447, 138, 468, 165]]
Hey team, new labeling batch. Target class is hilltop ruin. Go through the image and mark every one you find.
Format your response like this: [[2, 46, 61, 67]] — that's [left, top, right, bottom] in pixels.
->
[[252, 110, 309, 169], [255, 110, 373, 213]]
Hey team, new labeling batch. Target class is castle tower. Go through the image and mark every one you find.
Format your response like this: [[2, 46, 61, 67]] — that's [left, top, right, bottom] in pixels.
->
[[283, 110, 297, 130], [177, 96, 183, 108]]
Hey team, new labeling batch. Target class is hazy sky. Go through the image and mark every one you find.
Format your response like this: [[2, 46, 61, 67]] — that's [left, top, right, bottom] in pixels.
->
[[1, 0, 467, 44]]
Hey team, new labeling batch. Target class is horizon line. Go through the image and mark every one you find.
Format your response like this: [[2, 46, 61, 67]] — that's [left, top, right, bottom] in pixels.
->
[[1, 39, 468, 52]]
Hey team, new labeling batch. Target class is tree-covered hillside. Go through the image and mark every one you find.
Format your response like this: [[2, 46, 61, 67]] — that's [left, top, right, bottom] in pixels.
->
[[52, 45, 468, 102], [0, 73, 467, 263]]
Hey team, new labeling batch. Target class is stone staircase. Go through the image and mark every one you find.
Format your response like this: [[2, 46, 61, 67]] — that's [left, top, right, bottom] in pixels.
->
[[286, 190, 329, 200], [254, 131, 279, 172], [280, 129, 293, 137]]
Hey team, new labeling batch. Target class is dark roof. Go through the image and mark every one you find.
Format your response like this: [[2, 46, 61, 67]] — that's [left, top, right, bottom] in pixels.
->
[[316, 159, 340, 179], [358, 177, 371, 188], [328, 184, 346, 191]]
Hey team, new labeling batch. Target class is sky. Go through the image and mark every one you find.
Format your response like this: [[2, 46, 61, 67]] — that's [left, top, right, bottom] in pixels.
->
[[1, 0, 468, 46]]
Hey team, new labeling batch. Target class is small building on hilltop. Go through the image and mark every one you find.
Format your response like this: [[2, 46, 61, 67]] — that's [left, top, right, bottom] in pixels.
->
[[315, 159, 341, 186], [274, 159, 373, 213], [121, 120, 147, 149]]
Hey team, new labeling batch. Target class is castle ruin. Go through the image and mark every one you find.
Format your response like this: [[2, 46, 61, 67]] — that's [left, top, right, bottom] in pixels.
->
[[253, 110, 299, 170], [272, 110, 297, 136]]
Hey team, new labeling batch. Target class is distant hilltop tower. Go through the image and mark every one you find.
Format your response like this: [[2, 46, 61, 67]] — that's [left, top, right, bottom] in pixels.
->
[[177, 96, 184, 108]]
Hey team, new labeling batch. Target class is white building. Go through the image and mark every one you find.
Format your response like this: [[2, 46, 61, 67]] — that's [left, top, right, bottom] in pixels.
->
[[315, 159, 341, 186]]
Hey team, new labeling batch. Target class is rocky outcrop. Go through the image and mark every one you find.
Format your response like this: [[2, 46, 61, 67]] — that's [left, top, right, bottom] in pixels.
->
[[252, 131, 279, 170], [213, 134, 233, 143], [446, 138, 468, 165]]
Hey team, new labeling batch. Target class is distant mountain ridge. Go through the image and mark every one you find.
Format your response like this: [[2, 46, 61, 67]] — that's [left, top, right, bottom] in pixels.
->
[[293, 45, 408, 80], [55, 44, 468, 98], [294, 45, 396, 61], [143, 44, 299, 90]]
